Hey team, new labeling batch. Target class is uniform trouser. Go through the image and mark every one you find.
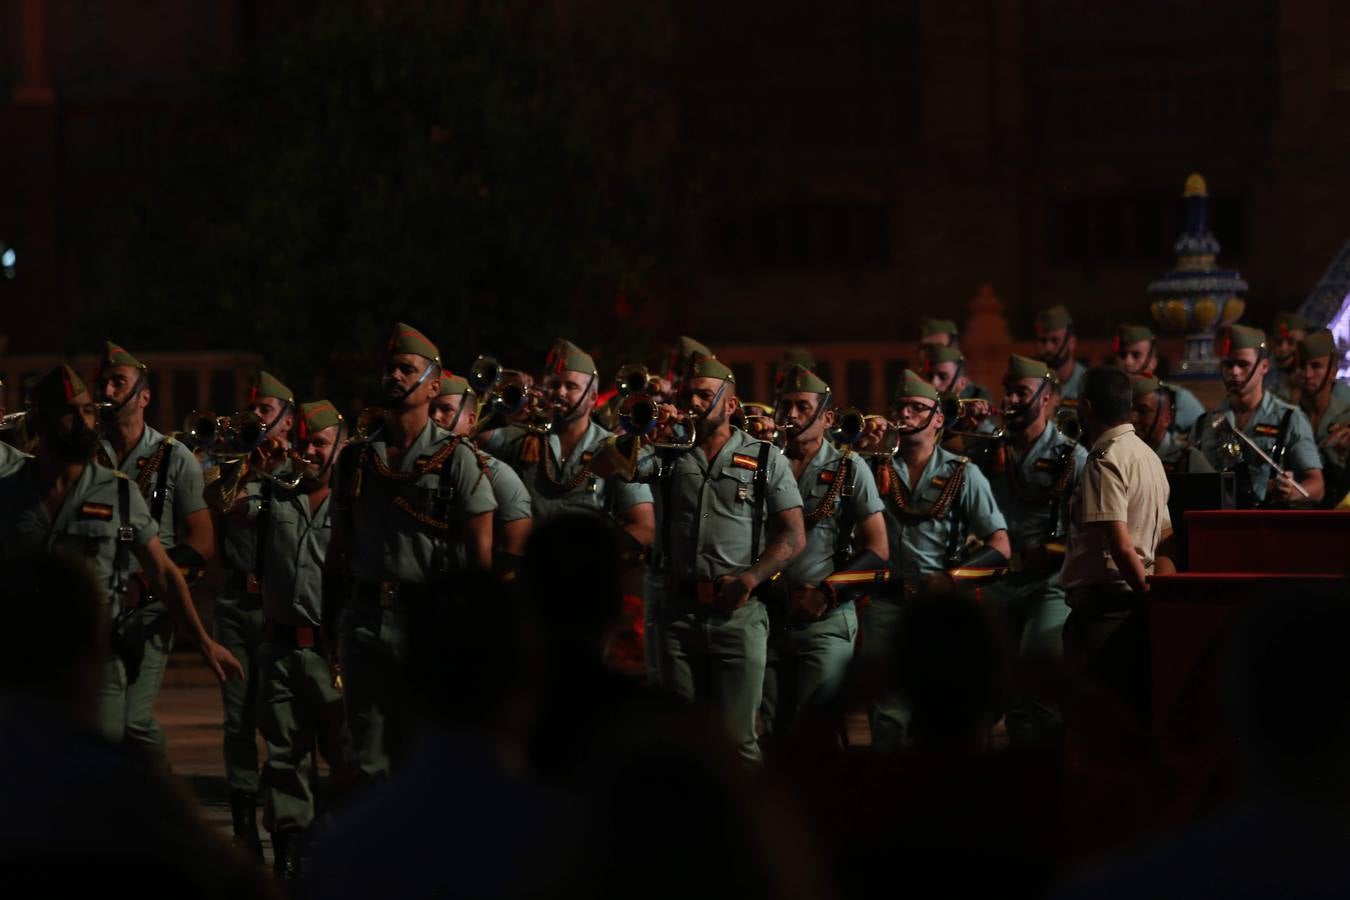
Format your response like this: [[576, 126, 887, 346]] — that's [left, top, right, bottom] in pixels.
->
[[857, 596, 908, 750], [981, 571, 1070, 745], [258, 638, 356, 833], [214, 590, 267, 794], [1063, 588, 1150, 723], [658, 599, 769, 766], [339, 602, 411, 782], [761, 603, 858, 743], [94, 657, 128, 743], [123, 599, 173, 764], [641, 571, 664, 686]]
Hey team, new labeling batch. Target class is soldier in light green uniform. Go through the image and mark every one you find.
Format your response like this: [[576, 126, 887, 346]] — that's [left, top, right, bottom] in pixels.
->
[[1190, 325, 1324, 507], [627, 355, 805, 764], [0, 366, 241, 740], [976, 355, 1087, 745], [249, 400, 357, 881], [94, 341, 215, 764], [324, 323, 496, 781], [210, 369, 296, 856], [432, 372, 533, 575], [760, 365, 887, 744], [919, 317, 993, 402], [1035, 306, 1087, 409], [1296, 329, 1350, 507], [858, 370, 1010, 750], [1113, 324, 1205, 432], [1266, 311, 1312, 402], [1128, 374, 1214, 474]]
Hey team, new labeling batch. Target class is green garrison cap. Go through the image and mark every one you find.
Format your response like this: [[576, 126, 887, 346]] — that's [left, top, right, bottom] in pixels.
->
[[249, 370, 294, 406], [101, 341, 145, 373], [31, 364, 89, 410], [545, 338, 598, 377], [920, 317, 959, 338], [779, 347, 816, 370], [921, 344, 964, 366], [1274, 311, 1313, 338], [689, 354, 735, 383], [438, 371, 472, 397], [1035, 305, 1073, 333], [297, 399, 343, 438], [1216, 324, 1267, 356], [1116, 324, 1155, 346], [1129, 373, 1164, 401], [893, 368, 940, 404], [1005, 354, 1052, 382], [1297, 328, 1337, 363], [776, 363, 830, 396], [677, 336, 712, 361], [386, 322, 441, 367]]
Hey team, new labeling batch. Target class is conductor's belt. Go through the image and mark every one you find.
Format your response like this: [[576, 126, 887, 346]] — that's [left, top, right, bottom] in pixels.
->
[[351, 579, 434, 611]]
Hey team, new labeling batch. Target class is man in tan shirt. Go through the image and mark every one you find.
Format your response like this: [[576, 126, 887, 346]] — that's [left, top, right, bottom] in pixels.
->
[[1061, 366, 1174, 710]]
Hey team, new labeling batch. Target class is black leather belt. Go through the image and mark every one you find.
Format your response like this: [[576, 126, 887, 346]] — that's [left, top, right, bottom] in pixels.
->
[[264, 619, 328, 652]]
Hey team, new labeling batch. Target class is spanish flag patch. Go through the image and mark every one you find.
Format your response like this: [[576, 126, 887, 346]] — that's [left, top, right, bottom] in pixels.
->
[[581, 451, 594, 466], [931, 475, 948, 489], [818, 469, 835, 484], [1033, 458, 1062, 473], [731, 453, 760, 471], [80, 502, 114, 521], [1253, 423, 1281, 437], [1060, 398, 1079, 408]]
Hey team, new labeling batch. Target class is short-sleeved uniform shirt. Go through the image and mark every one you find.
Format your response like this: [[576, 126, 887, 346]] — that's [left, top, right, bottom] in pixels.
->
[[483, 454, 532, 524], [245, 481, 331, 627], [983, 423, 1088, 552], [484, 420, 651, 523], [1309, 392, 1350, 497], [636, 428, 802, 583], [873, 444, 1007, 582], [781, 441, 884, 589], [0, 460, 156, 612], [97, 424, 206, 564], [1058, 363, 1088, 407], [343, 421, 497, 583], [1170, 384, 1206, 433], [1061, 424, 1171, 592], [0, 442, 29, 478], [1190, 391, 1321, 504], [1154, 431, 1214, 474]]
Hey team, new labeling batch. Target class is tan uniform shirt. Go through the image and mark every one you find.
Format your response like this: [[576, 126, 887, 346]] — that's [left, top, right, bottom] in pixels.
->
[[1061, 423, 1171, 593]]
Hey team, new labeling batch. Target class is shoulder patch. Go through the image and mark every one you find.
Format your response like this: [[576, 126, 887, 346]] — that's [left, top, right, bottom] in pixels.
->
[[580, 450, 594, 466], [731, 452, 760, 471], [1089, 448, 1108, 461], [1253, 423, 1281, 438], [931, 475, 948, 489], [818, 468, 835, 484], [80, 502, 114, 521]]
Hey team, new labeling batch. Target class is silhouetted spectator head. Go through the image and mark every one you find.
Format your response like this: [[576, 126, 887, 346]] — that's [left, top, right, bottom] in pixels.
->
[[524, 513, 623, 658], [0, 551, 107, 719], [893, 590, 1003, 751], [1224, 584, 1350, 802]]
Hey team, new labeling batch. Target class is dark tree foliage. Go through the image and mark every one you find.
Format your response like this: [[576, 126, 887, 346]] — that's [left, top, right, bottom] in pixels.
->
[[83, 0, 697, 408]]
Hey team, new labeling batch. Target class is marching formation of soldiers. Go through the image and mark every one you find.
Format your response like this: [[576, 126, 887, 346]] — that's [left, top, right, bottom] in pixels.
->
[[0, 306, 1346, 883]]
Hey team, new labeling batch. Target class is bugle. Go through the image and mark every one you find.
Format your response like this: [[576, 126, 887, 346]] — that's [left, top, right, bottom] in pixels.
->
[[619, 394, 695, 450], [615, 363, 661, 399], [740, 401, 780, 443], [940, 394, 1006, 441], [831, 408, 901, 457]]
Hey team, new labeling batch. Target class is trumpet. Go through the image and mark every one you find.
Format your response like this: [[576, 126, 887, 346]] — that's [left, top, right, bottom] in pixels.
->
[[468, 355, 503, 397], [618, 395, 696, 450], [615, 363, 662, 399], [1054, 406, 1082, 445], [831, 408, 901, 458], [739, 401, 781, 444], [180, 410, 268, 457], [939, 395, 1006, 441]]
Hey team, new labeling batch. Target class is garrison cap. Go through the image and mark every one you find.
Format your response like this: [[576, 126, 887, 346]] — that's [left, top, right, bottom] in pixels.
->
[[779, 347, 816, 371], [689, 354, 735, 384], [1035, 305, 1073, 333], [776, 363, 830, 396], [297, 399, 343, 438], [893, 368, 940, 404], [1115, 324, 1156, 347], [921, 344, 964, 366], [545, 338, 597, 377], [676, 336, 711, 363], [1129, 373, 1164, 401], [31, 365, 89, 411], [1273, 311, 1313, 338], [249, 370, 294, 406], [1005, 354, 1053, 382], [438, 372, 472, 397], [386, 322, 441, 367], [1216, 324, 1267, 356], [1297, 329, 1337, 364], [100, 341, 145, 373], [920, 317, 959, 339]]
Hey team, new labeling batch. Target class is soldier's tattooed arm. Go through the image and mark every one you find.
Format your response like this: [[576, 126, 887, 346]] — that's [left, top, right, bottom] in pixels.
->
[[747, 506, 806, 587]]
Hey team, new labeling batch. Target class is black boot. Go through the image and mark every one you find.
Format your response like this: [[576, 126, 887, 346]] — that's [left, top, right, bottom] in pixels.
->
[[229, 790, 263, 859], [271, 828, 305, 882]]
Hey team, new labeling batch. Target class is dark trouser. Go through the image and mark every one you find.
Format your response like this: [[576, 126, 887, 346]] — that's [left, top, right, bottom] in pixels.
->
[[214, 588, 266, 794], [761, 602, 857, 744], [982, 571, 1070, 745], [339, 599, 413, 782], [857, 596, 908, 750], [658, 593, 769, 766], [1063, 585, 1150, 724]]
